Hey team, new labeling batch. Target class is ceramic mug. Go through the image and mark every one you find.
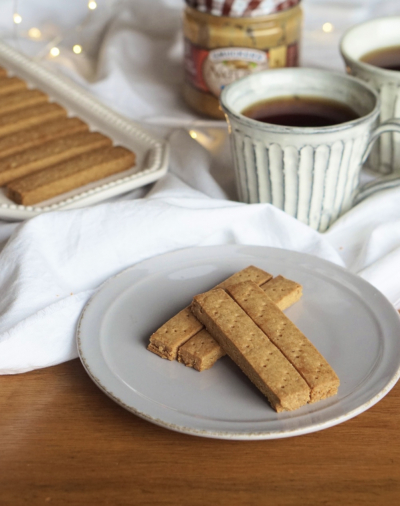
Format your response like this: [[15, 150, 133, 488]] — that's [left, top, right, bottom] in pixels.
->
[[340, 16, 400, 175], [219, 68, 400, 232]]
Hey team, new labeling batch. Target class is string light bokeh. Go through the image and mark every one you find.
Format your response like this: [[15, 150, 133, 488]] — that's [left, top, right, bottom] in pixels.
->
[[10, 0, 336, 64], [11, 0, 102, 62]]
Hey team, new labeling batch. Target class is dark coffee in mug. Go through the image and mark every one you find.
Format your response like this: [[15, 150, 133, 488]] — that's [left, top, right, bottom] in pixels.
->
[[360, 46, 400, 71], [241, 96, 359, 127]]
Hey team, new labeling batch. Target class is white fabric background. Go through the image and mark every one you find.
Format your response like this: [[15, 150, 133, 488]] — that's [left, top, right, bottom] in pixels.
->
[[0, 0, 399, 374]]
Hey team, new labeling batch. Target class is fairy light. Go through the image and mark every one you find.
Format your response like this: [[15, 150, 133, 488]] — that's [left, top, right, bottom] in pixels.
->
[[322, 22, 334, 33], [189, 130, 198, 139], [12, 0, 101, 61], [28, 27, 41, 39]]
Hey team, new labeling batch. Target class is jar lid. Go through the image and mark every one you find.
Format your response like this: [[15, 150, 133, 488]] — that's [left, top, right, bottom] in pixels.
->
[[185, 0, 301, 17]]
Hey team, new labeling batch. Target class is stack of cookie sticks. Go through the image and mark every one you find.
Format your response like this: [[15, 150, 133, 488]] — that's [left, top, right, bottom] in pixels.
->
[[148, 266, 302, 371], [148, 265, 339, 412], [148, 266, 273, 361]]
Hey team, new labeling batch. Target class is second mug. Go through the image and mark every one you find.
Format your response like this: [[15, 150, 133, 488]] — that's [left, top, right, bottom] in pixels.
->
[[341, 16, 400, 175]]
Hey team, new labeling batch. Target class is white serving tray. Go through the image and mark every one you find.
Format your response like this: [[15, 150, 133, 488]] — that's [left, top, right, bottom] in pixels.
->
[[0, 41, 169, 221]]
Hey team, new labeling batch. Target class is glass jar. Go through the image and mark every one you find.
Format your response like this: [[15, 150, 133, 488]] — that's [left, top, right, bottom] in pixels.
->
[[183, 1, 303, 118]]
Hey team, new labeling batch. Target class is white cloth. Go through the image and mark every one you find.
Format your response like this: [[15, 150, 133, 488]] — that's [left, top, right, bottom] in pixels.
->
[[0, 0, 399, 374]]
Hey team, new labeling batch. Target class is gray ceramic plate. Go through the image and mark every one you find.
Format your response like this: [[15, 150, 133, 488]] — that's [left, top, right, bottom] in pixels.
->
[[76, 245, 400, 440]]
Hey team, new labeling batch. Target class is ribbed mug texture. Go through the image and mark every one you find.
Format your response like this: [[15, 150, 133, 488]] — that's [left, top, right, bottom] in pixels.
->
[[231, 129, 369, 232]]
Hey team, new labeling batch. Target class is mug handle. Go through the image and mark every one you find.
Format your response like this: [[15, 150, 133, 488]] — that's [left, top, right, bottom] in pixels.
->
[[355, 118, 400, 205]]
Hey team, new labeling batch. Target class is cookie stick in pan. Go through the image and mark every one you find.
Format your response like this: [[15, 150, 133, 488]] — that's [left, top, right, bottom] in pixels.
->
[[0, 131, 112, 185], [0, 103, 67, 137], [7, 146, 136, 205], [0, 117, 89, 159], [0, 89, 49, 116], [0, 76, 27, 95]]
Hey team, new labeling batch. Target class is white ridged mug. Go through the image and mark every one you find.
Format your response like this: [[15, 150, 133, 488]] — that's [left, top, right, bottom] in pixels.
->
[[220, 68, 400, 232], [340, 16, 400, 175]]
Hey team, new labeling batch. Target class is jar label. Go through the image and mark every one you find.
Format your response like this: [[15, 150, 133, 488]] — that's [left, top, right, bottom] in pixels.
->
[[184, 39, 299, 97]]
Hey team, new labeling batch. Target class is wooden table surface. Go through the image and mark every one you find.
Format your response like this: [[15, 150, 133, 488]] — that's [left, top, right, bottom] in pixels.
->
[[1, 358, 400, 506]]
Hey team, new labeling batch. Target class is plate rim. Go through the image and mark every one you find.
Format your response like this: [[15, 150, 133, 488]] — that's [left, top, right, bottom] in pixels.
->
[[76, 245, 400, 440]]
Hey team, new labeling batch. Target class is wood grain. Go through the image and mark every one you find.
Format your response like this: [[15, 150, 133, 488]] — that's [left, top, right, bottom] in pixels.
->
[[1, 359, 399, 506]]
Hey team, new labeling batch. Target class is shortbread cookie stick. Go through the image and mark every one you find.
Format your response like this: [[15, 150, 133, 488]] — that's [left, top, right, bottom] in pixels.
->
[[0, 68, 7, 78], [0, 103, 67, 137], [0, 117, 89, 159], [0, 76, 27, 95], [177, 328, 226, 371], [215, 266, 272, 291], [147, 306, 203, 359], [7, 146, 136, 205], [148, 266, 272, 360], [226, 281, 340, 403], [0, 131, 112, 185], [261, 275, 302, 310], [178, 275, 302, 371], [0, 89, 48, 116], [191, 289, 310, 412]]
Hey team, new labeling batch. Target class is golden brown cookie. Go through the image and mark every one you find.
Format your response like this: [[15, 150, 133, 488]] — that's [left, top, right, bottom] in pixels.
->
[[178, 274, 303, 371], [226, 281, 340, 403], [6, 146, 136, 205], [261, 275, 302, 310], [177, 329, 226, 371], [148, 266, 272, 361], [0, 89, 49, 116], [0, 131, 112, 185], [0, 117, 89, 159], [0, 103, 67, 137], [0, 76, 27, 95], [191, 288, 310, 412]]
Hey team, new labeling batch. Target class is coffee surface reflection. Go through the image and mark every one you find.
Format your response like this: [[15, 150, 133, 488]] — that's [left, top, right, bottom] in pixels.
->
[[242, 96, 359, 127], [360, 46, 400, 72]]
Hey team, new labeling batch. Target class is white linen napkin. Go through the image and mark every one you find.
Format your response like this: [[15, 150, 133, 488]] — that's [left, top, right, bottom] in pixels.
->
[[0, 0, 399, 374]]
